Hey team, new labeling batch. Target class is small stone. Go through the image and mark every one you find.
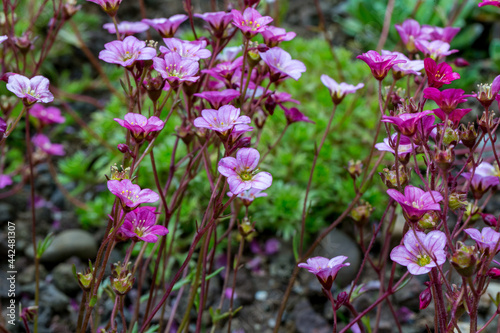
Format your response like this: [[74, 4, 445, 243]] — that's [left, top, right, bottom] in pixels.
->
[[52, 263, 80, 296], [255, 290, 268, 301]]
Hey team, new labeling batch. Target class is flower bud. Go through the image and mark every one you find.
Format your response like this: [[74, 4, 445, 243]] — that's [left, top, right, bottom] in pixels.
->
[[481, 213, 498, 228], [448, 192, 467, 211], [379, 165, 409, 189], [264, 94, 277, 115], [77, 270, 94, 291], [451, 242, 477, 277], [117, 144, 131, 154], [336, 291, 349, 308], [454, 58, 469, 68], [439, 125, 459, 146], [476, 82, 499, 109], [350, 201, 373, 226], [347, 160, 363, 179], [459, 123, 477, 149], [487, 267, 500, 279], [144, 76, 165, 102], [435, 147, 455, 170], [464, 202, 481, 222], [20, 306, 38, 322], [63, 0, 81, 19], [257, 43, 270, 53], [419, 287, 432, 310], [418, 211, 439, 230], [14, 33, 35, 54], [110, 262, 135, 295]]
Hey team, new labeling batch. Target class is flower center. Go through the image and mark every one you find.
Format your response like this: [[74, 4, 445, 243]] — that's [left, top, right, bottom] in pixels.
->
[[240, 172, 252, 181], [416, 254, 431, 267]]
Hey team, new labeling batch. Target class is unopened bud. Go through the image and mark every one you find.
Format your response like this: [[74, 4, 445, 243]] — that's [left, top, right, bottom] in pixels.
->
[[350, 201, 373, 225], [117, 144, 130, 154], [487, 267, 500, 278], [379, 165, 409, 189], [459, 123, 477, 149], [451, 242, 477, 277], [454, 58, 469, 68], [435, 147, 455, 170], [264, 94, 277, 115], [257, 43, 269, 53], [419, 287, 432, 310], [347, 160, 363, 179], [464, 202, 481, 222], [77, 271, 93, 291], [336, 292, 348, 308], [418, 211, 439, 230], [481, 213, 498, 227], [448, 192, 467, 211]]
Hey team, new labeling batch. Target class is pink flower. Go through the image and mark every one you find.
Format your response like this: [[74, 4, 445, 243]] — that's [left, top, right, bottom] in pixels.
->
[[474, 75, 500, 108], [433, 108, 471, 126], [381, 110, 434, 137], [99, 36, 156, 67], [0, 174, 13, 189], [218, 148, 272, 194], [421, 25, 460, 43], [107, 179, 159, 210], [423, 88, 469, 113], [390, 230, 447, 275], [193, 105, 250, 134], [261, 26, 296, 47], [381, 51, 424, 77], [387, 185, 443, 222], [227, 188, 267, 206], [424, 58, 460, 89], [202, 57, 243, 83], [260, 47, 306, 81], [142, 15, 188, 38], [283, 106, 314, 125], [32, 134, 65, 156], [298, 256, 350, 290], [356, 50, 406, 81], [415, 40, 458, 60], [193, 89, 240, 109], [231, 7, 273, 38], [6, 74, 54, 105], [0, 36, 8, 44], [375, 133, 415, 157], [30, 104, 65, 125], [152, 52, 199, 87], [461, 162, 500, 199], [478, 0, 500, 7], [465, 227, 500, 254], [160, 38, 211, 61], [194, 11, 233, 38], [103, 21, 149, 35], [120, 207, 168, 243], [320, 74, 364, 104], [394, 19, 429, 52], [0, 117, 6, 137], [86, 0, 121, 16], [114, 113, 165, 142]]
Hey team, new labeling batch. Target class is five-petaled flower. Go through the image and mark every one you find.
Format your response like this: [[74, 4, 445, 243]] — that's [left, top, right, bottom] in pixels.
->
[[6, 74, 54, 105], [298, 256, 350, 290], [114, 113, 165, 142], [193, 105, 250, 135], [86, 0, 121, 16], [381, 110, 434, 137], [218, 148, 272, 195], [261, 26, 296, 47], [478, 0, 500, 7], [227, 188, 267, 206], [194, 11, 233, 39], [356, 50, 406, 81], [193, 89, 240, 109], [160, 38, 211, 61], [394, 19, 428, 52], [30, 104, 65, 125], [142, 15, 188, 38], [320, 74, 364, 105], [390, 230, 447, 275], [423, 88, 469, 114], [120, 207, 168, 243], [99, 36, 157, 68], [107, 179, 160, 211], [375, 133, 415, 158], [424, 58, 460, 89], [465, 227, 500, 254], [152, 52, 199, 87], [230, 7, 273, 39], [461, 162, 500, 199], [32, 134, 65, 156], [103, 21, 149, 35], [260, 47, 306, 82], [415, 40, 458, 60], [387, 185, 443, 222]]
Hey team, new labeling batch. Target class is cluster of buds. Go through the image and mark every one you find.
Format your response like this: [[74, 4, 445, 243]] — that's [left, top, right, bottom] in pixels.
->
[[110, 262, 135, 295]]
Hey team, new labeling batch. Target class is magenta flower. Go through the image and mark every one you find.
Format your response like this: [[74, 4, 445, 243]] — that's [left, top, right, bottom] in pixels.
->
[[32, 134, 65, 156], [423, 88, 469, 113], [103, 21, 149, 35], [86, 0, 121, 16], [375, 133, 415, 157], [99, 36, 156, 67], [414, 115, 437, 145], [381, 110, 434, 137], [298, 256, 350, 290], [227, 188, 267, 206], [160, 38, 211, 61], [421, 25, 460, 43], [320, 74, 364, 104], [202, 57, 243, 82], [193, 89, 240, 109], [356, 50, 406, 81], [261, 26, 296, 47], [6, 74, 54, 105], [152, 52, 199, 87], [390, 230, 447, 275], [120, 207, 168, 243], [0, 36, 7, 44], [394, 19, 428, 52], [433, 108, 471, 126], [216, 46, 242, 62], [387, 185, 443, 222], [230, 7, 273, 38], [193, 105, 250, 134], [0, 174, 13, 189], [114, 113, 165, 142], [415, 40, 458, 60], [218, 148, 272, 195], [283, 107, 314, 125], [30, 104, 65, 125], [381, 51, 424, 77], [107, 179, 159, 210], [142, 15, 188, 38], [478, 0, 500, 7], [424, 58, 460, 89], [194, 11, 233, 38], [0, 117, 6, 137], [465, 227, 500, 254], [260, 47, 306, 81], [474, 75, 500, 108], [461, 162, 500, 199]]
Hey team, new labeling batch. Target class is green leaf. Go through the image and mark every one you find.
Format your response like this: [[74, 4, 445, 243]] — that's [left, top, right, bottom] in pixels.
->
[[292, 231, 299, 262], [89, 296, 98, 308], [36, 233, 54, 259]]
